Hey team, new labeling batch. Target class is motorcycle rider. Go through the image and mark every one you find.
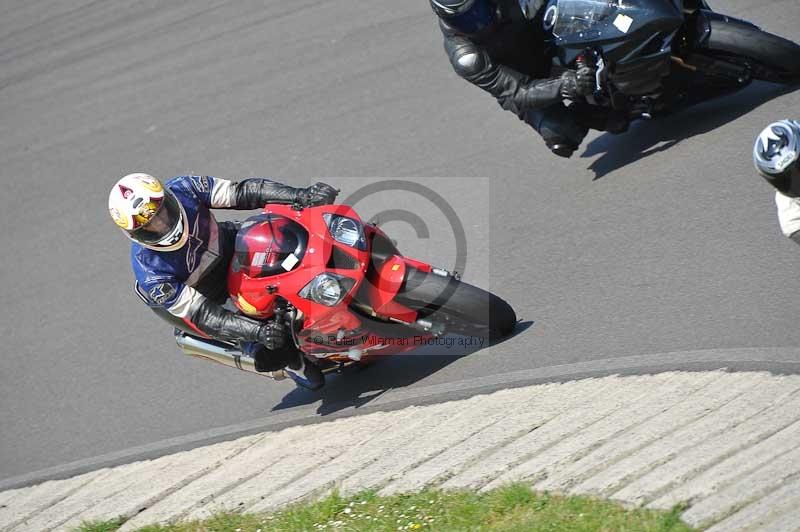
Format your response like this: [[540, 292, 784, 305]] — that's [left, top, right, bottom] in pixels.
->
[[754, 120, 800, 243], [430, 0, 628, 158], [108, 173, 338, 390]]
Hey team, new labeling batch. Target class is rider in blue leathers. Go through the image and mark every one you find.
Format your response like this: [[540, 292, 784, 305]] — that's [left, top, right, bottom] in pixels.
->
[[109, 173, 337, 389]]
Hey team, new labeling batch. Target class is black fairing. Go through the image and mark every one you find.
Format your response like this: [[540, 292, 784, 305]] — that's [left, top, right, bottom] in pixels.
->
[[693, 10, 759, 50], [547, 0, 683, 66]]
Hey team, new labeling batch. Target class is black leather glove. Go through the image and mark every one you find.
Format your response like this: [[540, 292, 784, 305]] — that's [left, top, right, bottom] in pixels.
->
[[188, 298, 289, 348], [295, 182, 339, 207], [257, 319, 288, 351], [233, 179, 338, 210], [560, 66, 597, 100]]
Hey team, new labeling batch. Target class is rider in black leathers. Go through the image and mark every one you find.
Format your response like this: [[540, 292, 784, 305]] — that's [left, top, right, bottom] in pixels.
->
[[431, 0, 628, 158]]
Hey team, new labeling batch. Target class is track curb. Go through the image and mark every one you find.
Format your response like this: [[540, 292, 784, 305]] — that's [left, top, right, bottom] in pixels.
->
[[2, 369, 800, 531]]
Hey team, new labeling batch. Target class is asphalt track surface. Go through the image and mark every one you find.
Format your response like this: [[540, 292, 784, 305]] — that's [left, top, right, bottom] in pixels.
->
[[1, 0, 800, 488]]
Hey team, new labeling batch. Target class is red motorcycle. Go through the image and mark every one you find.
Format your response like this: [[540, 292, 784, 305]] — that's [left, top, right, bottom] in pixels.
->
[[175, 202, 516, 383]]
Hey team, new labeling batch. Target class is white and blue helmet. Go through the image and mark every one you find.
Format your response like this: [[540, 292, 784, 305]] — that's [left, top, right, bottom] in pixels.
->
[[754, 120, 800, 195]]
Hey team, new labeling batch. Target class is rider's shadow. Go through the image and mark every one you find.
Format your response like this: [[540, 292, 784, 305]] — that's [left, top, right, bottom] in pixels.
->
[[271, 321, 534, 415], [581, 81, 798, 180]]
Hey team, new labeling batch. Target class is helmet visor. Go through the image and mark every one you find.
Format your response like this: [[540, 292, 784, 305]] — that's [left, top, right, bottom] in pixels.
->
[[129, 189, 184, 245]]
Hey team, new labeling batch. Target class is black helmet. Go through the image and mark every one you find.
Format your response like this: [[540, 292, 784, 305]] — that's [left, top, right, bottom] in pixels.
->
[[430, 0, 498, 34], [754, 120, 800, 196]]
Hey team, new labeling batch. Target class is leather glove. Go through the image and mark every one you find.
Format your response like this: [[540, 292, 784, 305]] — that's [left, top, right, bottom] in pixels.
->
[[560, 66, 597, 100], [295, 182, 339, 207], [257, 319, 288, 351]]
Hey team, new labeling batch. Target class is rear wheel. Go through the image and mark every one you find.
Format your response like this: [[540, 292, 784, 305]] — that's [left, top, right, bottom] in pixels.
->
[[396, 268, 516, 340], [703, 18, 800, 83]]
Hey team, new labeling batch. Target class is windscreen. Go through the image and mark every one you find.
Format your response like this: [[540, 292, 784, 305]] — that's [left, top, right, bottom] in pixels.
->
[[552, 0, 676, 45], [553, 0, 616, 38]]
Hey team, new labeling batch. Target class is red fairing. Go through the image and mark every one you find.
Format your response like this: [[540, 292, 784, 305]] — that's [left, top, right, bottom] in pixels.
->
[[367, 256, 417, 323], [227, 204, 432, 361]]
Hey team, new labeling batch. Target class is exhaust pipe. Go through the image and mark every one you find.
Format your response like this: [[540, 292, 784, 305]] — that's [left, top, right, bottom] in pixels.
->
[[175, 333, 285, 380]]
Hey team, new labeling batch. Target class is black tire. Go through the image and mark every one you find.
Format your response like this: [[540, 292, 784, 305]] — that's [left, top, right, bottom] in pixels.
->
[[705, 17, 800, 83], [396, 268, 517, 340]]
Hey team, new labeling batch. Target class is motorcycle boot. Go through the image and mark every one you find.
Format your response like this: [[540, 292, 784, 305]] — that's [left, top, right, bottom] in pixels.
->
[[525, 104, 589, 158]]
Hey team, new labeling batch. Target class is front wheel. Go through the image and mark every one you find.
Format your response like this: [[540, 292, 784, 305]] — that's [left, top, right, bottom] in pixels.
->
[[702, 16, 800, 83], [396, 268, 517, 340]]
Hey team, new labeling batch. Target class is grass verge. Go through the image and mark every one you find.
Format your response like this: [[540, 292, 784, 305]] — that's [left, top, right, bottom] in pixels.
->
[[75, 484, 693, 531]]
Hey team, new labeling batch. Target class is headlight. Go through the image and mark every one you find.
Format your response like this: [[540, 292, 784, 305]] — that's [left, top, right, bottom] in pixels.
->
[[299, 273, 356, 307], [323, 214, 367, 250]]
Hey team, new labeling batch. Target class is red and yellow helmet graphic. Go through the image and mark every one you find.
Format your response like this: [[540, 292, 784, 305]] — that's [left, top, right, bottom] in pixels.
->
[[108, 173, 188, 251], [108, 173, 166, 231]]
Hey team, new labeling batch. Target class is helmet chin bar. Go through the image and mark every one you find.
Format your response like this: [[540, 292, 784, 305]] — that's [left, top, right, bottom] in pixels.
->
[[157, 221, 185, 245], [139, 200, 190, 252], [147, 225, 188, 252]]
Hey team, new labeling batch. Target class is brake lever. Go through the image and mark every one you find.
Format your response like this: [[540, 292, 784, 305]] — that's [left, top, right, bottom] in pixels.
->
[[594, 56, 606, 94], [577, 50, 606, 106], [284, 306, 303, 350]]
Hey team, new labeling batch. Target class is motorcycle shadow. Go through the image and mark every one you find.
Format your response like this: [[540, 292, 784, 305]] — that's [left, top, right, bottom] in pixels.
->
[[271, 321, 533, 416], [581, 81, 799, 180]]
